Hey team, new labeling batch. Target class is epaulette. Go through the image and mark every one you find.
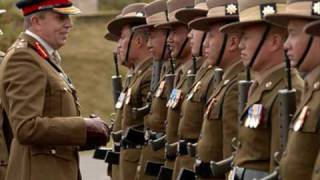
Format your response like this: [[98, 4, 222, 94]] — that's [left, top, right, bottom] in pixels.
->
[[12, 39, 28, 49], [0, 51, 5, 58]]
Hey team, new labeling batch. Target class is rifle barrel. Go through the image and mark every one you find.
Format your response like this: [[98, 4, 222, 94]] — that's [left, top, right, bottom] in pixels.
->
[[284, 51, 292, 90], [113, 52, 120, 77]]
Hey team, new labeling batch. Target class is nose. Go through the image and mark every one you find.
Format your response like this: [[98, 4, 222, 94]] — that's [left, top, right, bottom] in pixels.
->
[[188, 31, 193, 40], [283, 37, 291, 51], [167, 31, 174, 44], [203, 35, 209, 49], [64, 16, 73, 28], [238, 37, 245, 51]]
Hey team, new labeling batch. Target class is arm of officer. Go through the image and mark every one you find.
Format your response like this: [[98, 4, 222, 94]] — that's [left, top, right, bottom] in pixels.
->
[[2, 50, 86, 146], [222, 83, 239, 158]]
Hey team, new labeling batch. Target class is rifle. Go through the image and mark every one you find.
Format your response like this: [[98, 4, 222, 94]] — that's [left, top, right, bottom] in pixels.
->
[[213, 68, 224, 85], [112, 51, 123, 106], [238, 67, 253, 122], [186, 56, 197, 88], [259, 51, 297, 180]]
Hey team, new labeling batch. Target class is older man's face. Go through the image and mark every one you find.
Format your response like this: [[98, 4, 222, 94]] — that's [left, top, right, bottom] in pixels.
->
[[37, 11, 73, 49]]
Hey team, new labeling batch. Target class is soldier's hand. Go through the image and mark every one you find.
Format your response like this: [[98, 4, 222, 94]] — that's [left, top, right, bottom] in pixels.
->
[[81, 116, 110, 150]]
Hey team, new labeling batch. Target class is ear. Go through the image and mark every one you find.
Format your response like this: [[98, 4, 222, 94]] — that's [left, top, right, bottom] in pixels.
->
[[227, 34, 240, 52], [30, 15, 42, 31], [133, 33, 144, 48], [268, 33, 283, 52]]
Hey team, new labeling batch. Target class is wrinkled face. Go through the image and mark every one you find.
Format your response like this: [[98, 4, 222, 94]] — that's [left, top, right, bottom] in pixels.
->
[[188, 29, 206, 57], [284, 19, 320, 72], [147, 28, 169, 60], [204, 23, 225, 65], [36, 11, 73, 49], [167, 24, 190, 58], [118, 25, 132, 65]]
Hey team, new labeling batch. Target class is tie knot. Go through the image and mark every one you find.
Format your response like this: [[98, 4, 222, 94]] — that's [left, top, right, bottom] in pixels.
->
[[52, 51, 61, 65]]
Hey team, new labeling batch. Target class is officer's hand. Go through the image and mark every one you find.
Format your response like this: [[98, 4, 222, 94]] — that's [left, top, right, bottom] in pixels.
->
[[81, 116, 110, 150]]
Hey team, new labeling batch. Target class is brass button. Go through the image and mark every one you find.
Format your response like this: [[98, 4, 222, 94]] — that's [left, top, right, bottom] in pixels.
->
[[265, 81, 272, 88]]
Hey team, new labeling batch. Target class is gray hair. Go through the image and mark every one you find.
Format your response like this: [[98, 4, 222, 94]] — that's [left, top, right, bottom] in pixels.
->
[[24, 11, 47, 29]]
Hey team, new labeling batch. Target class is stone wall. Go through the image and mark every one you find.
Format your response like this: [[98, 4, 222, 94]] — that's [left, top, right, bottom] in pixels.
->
[[74, 0, 98, 14]]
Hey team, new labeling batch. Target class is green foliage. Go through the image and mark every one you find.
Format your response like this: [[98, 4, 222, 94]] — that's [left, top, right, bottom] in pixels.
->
[[0, 0, 23, 51]]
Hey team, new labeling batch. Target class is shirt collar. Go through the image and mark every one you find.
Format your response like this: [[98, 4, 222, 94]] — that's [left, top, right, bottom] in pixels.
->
[[25, 30, 55, 57], [254, 63, 285, 85]]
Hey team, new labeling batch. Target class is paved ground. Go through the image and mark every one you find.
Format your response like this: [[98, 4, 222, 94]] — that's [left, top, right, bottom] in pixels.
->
[[80, 151, 110, 180]]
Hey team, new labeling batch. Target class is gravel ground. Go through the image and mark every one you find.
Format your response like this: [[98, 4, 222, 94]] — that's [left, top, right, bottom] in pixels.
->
[[80, 151, 110, 180]]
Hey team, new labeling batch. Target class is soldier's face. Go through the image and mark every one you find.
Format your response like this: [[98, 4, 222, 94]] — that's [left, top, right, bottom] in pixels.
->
[[239, 24, 270, 69], [285, 19, 320, 72], [188, 29, 205, 57], [147, 28, 169, 60], [205, 23, 225, 65], [36, 11, 73, 50], [167, 24, 190, 58], [118, 25, 132, 65]]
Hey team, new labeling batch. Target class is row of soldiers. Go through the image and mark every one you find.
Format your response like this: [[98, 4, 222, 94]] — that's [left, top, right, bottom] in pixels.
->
[[94, 0, 320, 179]]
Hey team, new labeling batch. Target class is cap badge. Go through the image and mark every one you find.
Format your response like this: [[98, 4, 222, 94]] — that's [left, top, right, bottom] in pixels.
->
[[312, 1, 320, 16], [136, 11, 145, 17], [226, 3, 238, 15], [260, 3, 276, 17]]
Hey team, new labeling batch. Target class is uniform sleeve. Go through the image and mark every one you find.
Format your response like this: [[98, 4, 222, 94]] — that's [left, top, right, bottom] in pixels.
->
[[2, 50, 86, 146], [222, 83, 239, 158]]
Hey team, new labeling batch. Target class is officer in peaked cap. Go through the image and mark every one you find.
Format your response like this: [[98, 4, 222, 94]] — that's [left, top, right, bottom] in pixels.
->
[[219, 0, 304, 179], [263, 0, 320, 179], [0, 1, 111, 180]]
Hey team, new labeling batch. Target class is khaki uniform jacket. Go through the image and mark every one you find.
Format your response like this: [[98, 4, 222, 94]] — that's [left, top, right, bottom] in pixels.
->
[[280, 64, 320, 180], [111, 72, 132, 180], [146, 60, 172, 132], [178, 60, 215, 140], [119, 59, 152, 180], [197, 61, 244, 163], [234, 65, 303, 172], [121, 59, 152, 131], [0, 33, 86, 180], [166, 58, 204, 144], [0, 51, 9, 180]]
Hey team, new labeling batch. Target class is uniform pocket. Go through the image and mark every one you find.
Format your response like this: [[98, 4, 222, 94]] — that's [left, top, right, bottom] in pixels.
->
[[30, 145, 76, 161]]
